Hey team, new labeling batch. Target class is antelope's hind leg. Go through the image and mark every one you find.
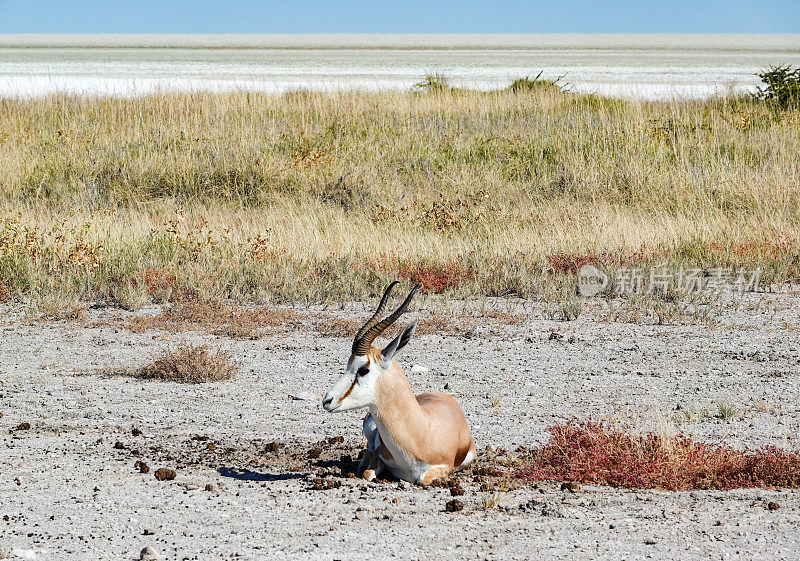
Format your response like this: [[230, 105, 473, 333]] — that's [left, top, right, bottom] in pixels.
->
[[419, 465, 453, 486], [358, 414, 384, 482]]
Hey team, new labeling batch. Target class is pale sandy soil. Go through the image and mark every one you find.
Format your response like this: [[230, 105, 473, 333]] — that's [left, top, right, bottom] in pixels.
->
[[2, 293, 800, 560]]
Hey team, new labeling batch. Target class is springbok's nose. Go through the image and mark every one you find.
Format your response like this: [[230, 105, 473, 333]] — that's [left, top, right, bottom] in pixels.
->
[[322, 396, 333, 410]]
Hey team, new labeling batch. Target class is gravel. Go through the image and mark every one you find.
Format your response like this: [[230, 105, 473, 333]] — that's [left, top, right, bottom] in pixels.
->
[[2, 293, 800, 560]]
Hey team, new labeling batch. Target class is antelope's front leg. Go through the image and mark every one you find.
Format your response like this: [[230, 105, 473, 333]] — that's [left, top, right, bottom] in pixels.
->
[[359, 414, 384, 481]]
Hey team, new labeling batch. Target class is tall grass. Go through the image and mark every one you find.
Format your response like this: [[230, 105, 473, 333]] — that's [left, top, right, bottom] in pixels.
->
[[1, 87, 799, 307]]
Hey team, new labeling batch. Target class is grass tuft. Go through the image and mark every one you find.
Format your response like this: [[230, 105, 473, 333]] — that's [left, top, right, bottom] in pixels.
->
[[508, 72, 565, 94], [138, 344, 238, 384]]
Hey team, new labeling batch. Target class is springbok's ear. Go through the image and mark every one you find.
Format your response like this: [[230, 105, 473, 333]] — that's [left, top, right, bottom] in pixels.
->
[[381, 321, 417, 367]]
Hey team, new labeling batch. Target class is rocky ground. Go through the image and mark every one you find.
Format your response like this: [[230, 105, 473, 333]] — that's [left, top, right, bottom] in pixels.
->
[[2, 292, 800, 560]]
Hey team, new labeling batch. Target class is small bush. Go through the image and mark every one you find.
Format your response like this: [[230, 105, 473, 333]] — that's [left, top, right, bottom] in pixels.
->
[[518, 419, 800, 490], [561, 300, 583, 321], [508, 72, 564, 94], [716, 401, 740, 420], [139, 344, 237, 383], [413, 73, 451, 94], [755, 65, 800, 110]]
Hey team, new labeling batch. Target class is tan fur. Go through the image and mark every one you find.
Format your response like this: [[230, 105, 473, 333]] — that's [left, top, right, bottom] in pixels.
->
[[367, 348, 476, 484]]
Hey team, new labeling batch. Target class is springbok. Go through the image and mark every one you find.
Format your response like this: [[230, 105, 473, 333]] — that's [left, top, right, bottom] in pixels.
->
[[322, 281, 476, 485]]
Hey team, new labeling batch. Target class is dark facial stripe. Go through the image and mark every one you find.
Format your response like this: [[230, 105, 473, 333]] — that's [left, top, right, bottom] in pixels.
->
[[337, 379, 357, 404], [338, 357, 369, 404]]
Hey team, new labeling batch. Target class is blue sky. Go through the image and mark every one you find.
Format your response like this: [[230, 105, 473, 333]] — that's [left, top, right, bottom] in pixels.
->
[[0, 0, 798, 34]]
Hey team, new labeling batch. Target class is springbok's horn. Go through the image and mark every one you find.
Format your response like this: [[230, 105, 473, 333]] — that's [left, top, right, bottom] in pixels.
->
[[352, 282, 421, 356], [352, 281, 399, 354]]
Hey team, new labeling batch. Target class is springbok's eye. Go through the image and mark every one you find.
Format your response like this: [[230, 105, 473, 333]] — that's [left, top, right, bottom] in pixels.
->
[[356, 366, 370, 377]]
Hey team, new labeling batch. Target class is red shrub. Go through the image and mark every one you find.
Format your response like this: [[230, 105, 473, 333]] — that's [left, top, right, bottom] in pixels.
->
[[545, 246, 666, 275], [709, 241, 797, 261], [363, 253, 475, 294], [143, 267, 179, 295], [398, 260, 474, 294], [518, 420, 800, 490], [546, 252, 605, 275]]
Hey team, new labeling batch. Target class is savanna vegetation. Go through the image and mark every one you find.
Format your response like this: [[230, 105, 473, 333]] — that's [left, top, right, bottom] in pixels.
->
[[519, 419, 800, 491], [1, 72, 799, 312]]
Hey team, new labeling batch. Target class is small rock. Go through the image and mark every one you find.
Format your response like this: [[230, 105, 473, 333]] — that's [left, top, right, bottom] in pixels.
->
[[354, 511, 366, 520], [449, 486, 465, 496], [443, 383, 451, 390], [768, 501, 780, 510], [548, 332, 563, 341], [392, 497, 402, 504], [113, 441, 127, 450], [184, 484, 199, 491], [561, 482, 580, 493], [714, 520, 723, 526], [143, 528, 155, 536], [206, 443, 216, 451], [154, 468, 176, 481], [132, 427, 142, 436], [356, 505, 375, 513], [16, 422, 30, 431], [445, 499, 463, 512], [134, 460, 150, 474], [644, 538, 657, 545], [265, 442, 285, 453], [307, 448, 322, 459], [139, 546, 161, 560], [204, 484, 214, 492], [410, 364, 429, 373]]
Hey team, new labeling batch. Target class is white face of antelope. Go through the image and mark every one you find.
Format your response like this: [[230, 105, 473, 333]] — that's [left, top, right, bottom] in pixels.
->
[[323, 281, 419, 414], [322, 353, 381, 413]]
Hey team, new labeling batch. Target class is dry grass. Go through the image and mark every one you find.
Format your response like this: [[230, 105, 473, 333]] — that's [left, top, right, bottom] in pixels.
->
[[518, 420, 800, 490], [126, 299, 307, 339], [137, 344, 238, 383], [110, 297, 527, 339], [480, 491, 504, 510], [1, 88, 799, 306]]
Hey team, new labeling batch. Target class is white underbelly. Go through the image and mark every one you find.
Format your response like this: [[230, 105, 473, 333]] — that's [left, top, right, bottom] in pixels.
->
[[380, 455, 414, 481], [372, 416, 433, 483], [380, 454, 436, 483]]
